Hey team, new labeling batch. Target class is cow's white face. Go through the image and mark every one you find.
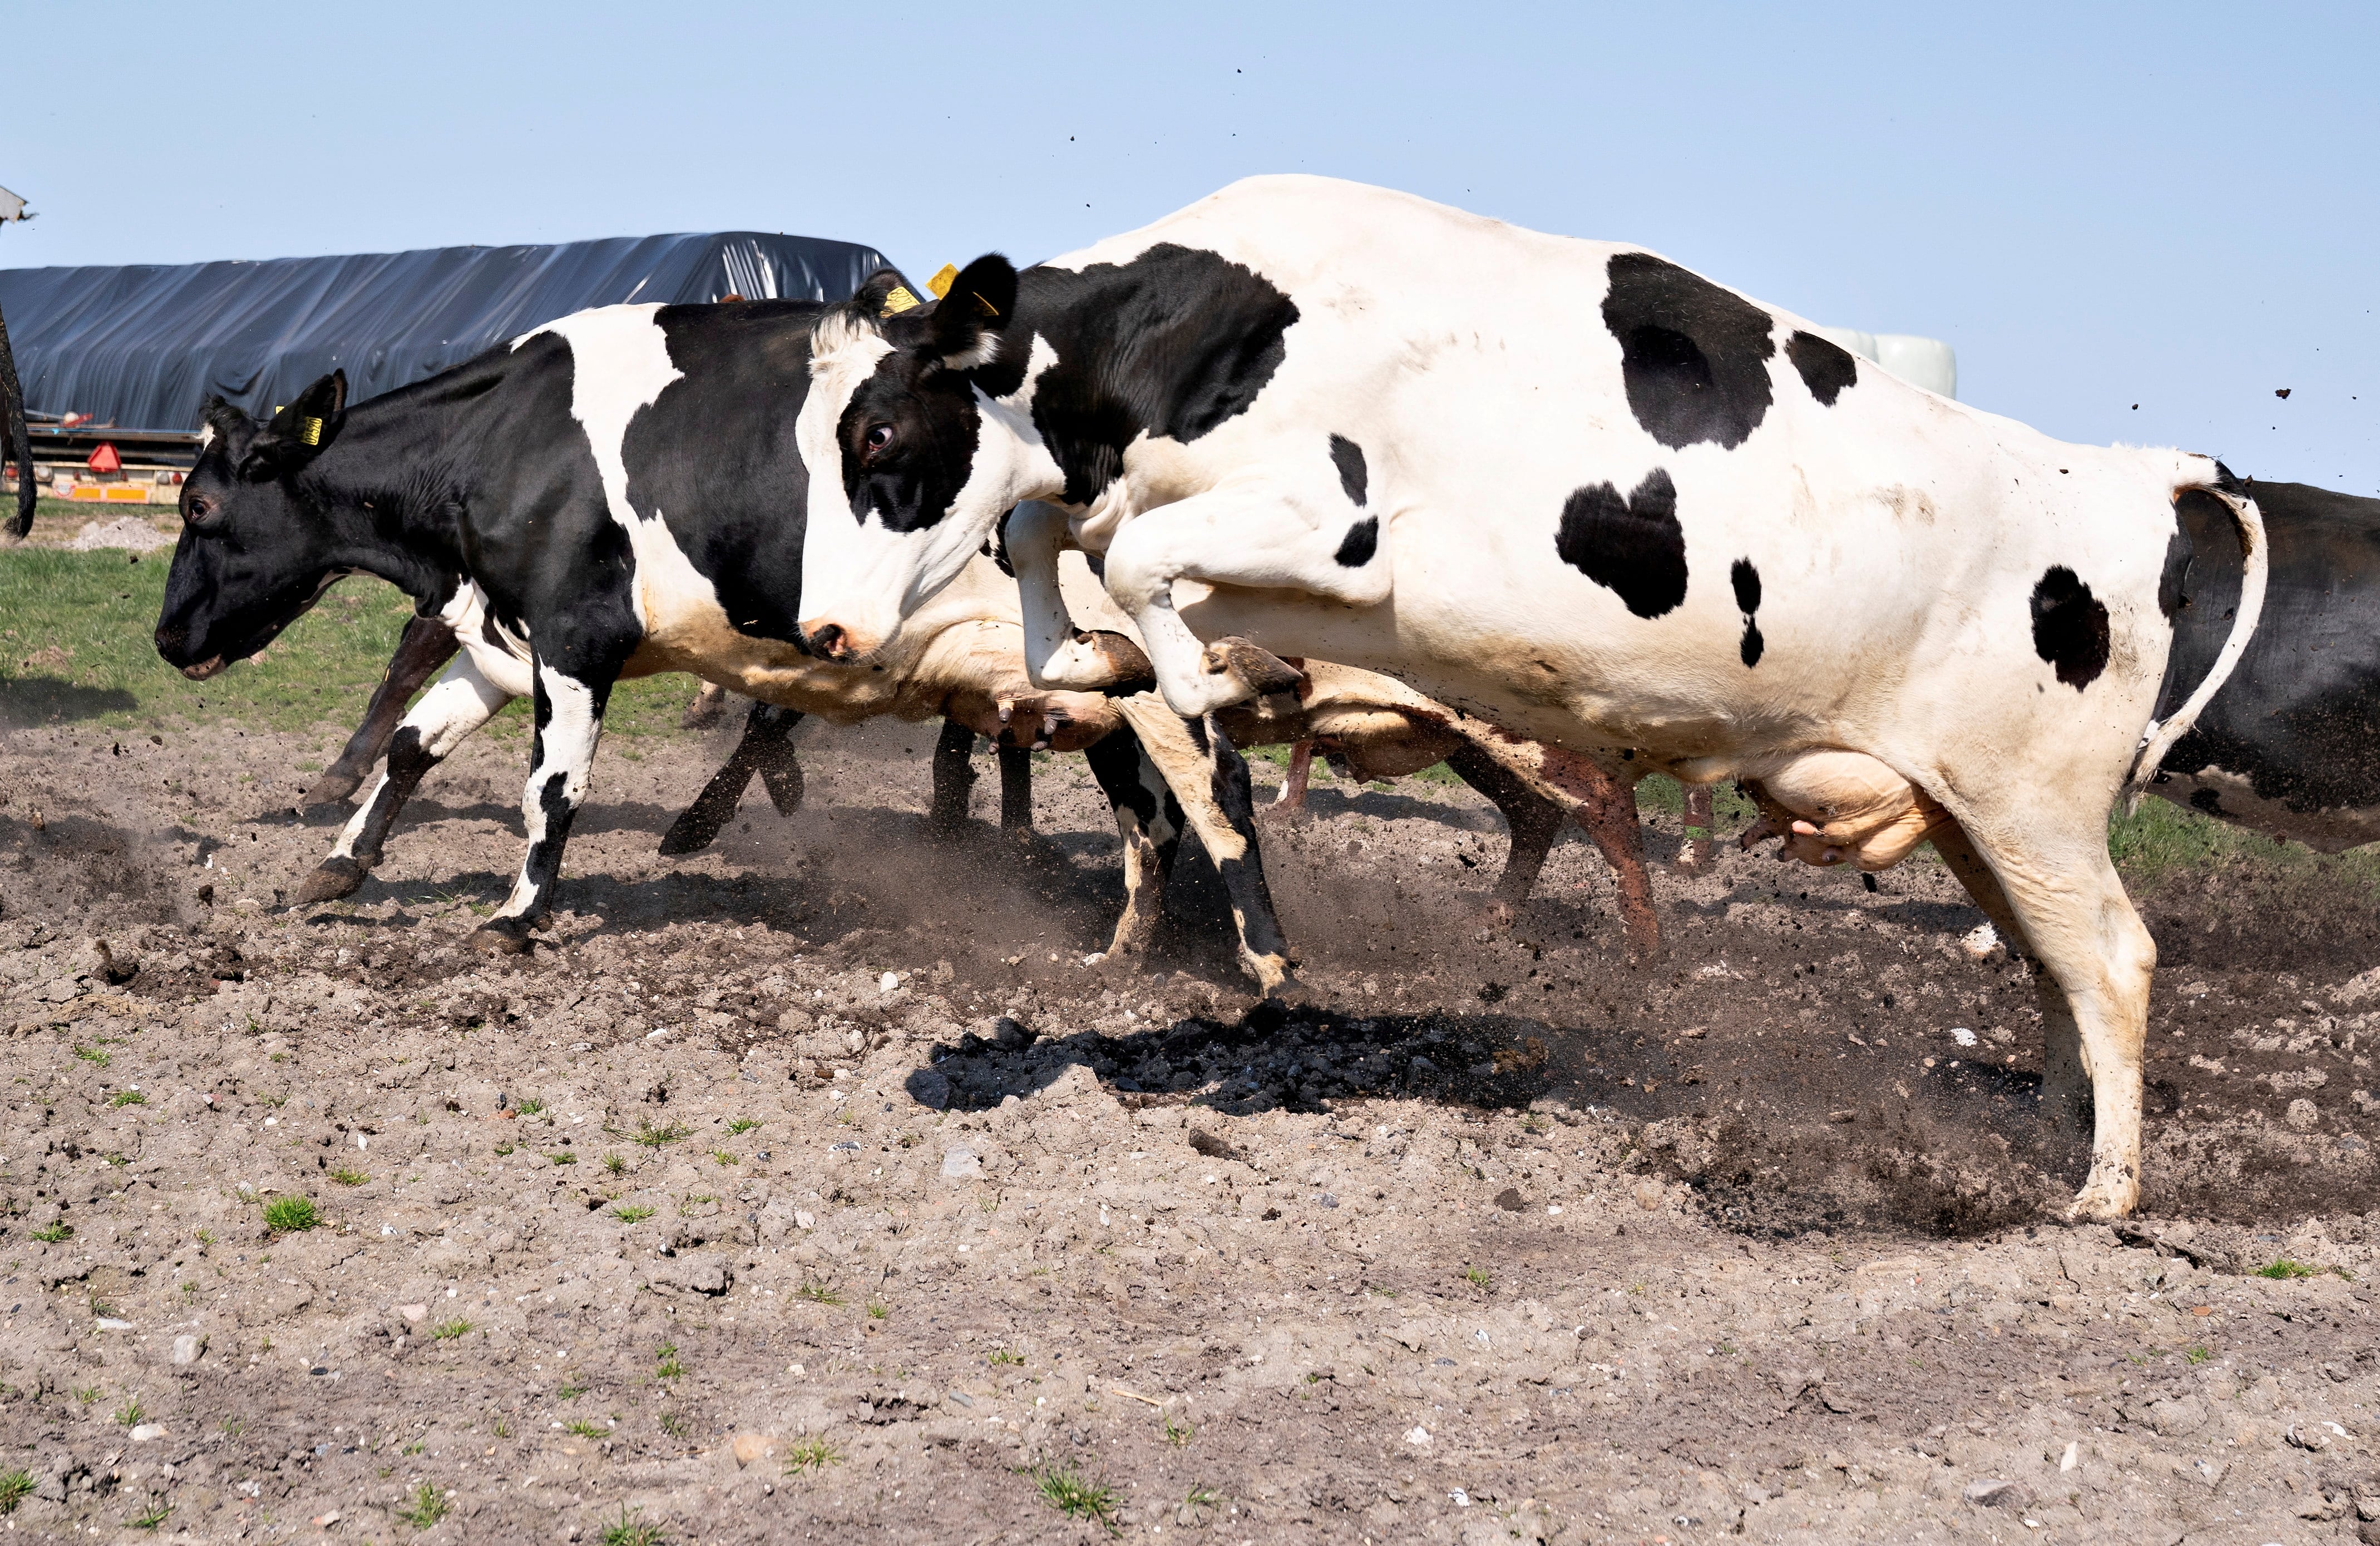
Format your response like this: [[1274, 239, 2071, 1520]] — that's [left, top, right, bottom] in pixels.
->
[[795, 259, 1030, 661]]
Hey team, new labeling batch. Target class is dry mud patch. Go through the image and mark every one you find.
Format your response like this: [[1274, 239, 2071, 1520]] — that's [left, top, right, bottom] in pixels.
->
[[0, 715, 2375, 1542]]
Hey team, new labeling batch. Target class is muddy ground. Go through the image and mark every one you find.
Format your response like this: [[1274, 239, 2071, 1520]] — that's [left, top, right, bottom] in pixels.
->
[[1, 707, 2377, 1544]]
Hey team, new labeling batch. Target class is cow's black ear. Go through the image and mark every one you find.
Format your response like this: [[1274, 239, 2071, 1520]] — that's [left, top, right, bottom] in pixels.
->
[[928, 254, 1016, 367], [244, 371, 347, 476], [852, 269, 916, 318]]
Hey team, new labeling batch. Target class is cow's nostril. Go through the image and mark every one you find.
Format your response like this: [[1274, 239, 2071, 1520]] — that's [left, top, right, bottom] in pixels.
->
[[809, 623, 847, 659]]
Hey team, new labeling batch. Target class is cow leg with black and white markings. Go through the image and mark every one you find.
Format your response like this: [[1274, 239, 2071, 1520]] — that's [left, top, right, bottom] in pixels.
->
[[1083, 720, 1186, 959], [478, 650, 633, 953], [305, 614, 460, 807], [297, 653, 514, 905], [1112, 696, 1293, 991]]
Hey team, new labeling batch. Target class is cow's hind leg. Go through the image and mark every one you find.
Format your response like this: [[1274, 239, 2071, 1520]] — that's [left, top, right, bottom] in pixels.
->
[[1938, 807, 2155, 1219], [927, 718, 979, 836], [1085, 723, 1182, 960], [1258, 739, 1317, 822], [998, 746, 1033, 832], [659, 702, 805, 856], [1443, 743, 1567, 913], [296, 654, 512, 905], [305, 616, 460, 806], [475, 658, 619, 954], [1928, 822, 2092, 1152]]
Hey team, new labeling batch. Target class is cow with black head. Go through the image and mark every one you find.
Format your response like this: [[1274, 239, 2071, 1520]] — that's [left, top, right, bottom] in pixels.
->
[[152, 300, 1297, 979]]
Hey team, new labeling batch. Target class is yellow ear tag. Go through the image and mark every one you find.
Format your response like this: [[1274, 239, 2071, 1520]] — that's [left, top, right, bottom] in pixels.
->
[[926, 264, 958, 300], [879, 285, 922, 317], [299, 416, 323, 448]]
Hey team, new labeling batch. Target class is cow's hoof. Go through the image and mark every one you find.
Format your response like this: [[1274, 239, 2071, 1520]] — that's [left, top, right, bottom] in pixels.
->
[[470, 923, 536, 957], [1241, 950, 1297, 999], [301, 768, 366, 807], [1080, 629, 1155, 692], [2061, 1176, 2139, 1223], [293, 857, 368, 906], [1199, 637, 1305, 700]]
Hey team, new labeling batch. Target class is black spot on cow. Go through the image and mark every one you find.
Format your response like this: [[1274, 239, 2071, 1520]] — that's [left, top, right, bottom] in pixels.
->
[[1556, 468, 1687, 620], [1730, 557, 1765, 667], [2157, 511, 2194, 621], [1730, 557, 1762, 615], [1329, 434, 1368, 508], [1602, 253, 1776, 451], [1334, 517, 1379, 568], [1786, 330, 1858, 407], [969, 243, 1301, 508], [2030, 566, 2110, 689]]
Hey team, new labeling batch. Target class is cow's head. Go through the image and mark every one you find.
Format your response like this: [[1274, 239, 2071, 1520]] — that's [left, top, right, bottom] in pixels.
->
[[155, 372, 350, 679], [795, 258, 1031, 660]]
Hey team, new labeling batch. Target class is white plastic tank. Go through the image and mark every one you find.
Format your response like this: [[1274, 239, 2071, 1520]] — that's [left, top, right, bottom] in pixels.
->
[[1809, 327, 1956, 400]]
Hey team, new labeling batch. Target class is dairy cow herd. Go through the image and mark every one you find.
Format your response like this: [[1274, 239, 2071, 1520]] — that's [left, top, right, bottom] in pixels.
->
[[150, 177, 2380, 1220]]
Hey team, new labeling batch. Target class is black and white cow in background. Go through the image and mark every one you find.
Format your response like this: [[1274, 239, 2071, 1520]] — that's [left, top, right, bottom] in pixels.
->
[[2150, 479, 2380, 848], [151, 300, 1300, 983], [788, 175, 2268, 1219]]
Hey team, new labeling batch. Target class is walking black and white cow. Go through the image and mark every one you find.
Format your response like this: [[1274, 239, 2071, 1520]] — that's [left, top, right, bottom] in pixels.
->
[[786, 176, 2268, 1219], [150, 300, 1294, 983]]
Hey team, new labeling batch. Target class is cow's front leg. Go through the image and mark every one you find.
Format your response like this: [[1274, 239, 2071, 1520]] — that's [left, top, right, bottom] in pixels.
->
[[476, 658, 616, 954], [1010, 502, 1153, 692], [1102, 487, 1386, 717], [297, 653, 511, 905], [306, 615, 459, 806], [660, 702, 805, 855]]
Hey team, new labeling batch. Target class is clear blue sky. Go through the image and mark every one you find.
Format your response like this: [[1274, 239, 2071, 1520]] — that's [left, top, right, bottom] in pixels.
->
[[7, 2, 2374, 491]]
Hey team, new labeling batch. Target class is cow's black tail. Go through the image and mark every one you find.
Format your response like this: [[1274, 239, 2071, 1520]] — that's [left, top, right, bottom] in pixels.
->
[[0, 303, 32, 541], [2125, 462, 2268, 806]]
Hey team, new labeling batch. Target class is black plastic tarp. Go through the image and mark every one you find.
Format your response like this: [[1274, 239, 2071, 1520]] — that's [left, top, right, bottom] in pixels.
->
[[0, 231, 899, 432]]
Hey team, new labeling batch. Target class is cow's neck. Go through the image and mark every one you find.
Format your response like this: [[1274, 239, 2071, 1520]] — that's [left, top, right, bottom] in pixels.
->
[[291, 396, 477, 609]]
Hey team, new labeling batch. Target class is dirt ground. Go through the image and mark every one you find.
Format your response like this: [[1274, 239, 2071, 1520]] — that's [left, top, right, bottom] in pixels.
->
[[1, 706, 2377, 1544]]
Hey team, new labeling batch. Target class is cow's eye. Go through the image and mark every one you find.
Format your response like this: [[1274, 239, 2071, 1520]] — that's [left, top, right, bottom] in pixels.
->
[[185, 495, 215, 523], [864, 423, 896, 456]]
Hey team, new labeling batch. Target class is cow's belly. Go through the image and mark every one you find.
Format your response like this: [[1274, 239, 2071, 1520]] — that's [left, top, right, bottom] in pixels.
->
[[2151, 768, 2380, 854]]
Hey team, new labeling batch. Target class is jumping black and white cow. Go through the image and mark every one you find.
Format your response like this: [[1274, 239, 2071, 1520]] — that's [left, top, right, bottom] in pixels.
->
[[787, 176, 2268, 1219], [150, 300, 1296, 982]]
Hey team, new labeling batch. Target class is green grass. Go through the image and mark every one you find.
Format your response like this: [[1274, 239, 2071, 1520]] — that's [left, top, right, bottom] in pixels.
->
[[547, 1150, 577, 1165], [1029, 1460, 1121, 1534], [72, 1044, 109, 1068], [2256, 1258, 2318, 1280], [397, 1481, 450, 1529], [795, 1280, 843, 1306], [655, 1343, 685, 1380], [599, 1507, 669, 1546], [781, 1436, 841, 1474], [610, 1203, 655, 1223], [725, 1117, 762, 1135], [630, 1119, 692, 1149], [108, 1089, 145, 1108], [602, 1152, 626, 1175], [0, 506, 713, 737], [262, 1196, 319, 1233], [113, 1397, 145, 1428], [430, 1318, 472, 1340], [328, 1166, 368, 1186], [29, 1223, 70, 1243], [987, 1349, 1024, 1367], [0, 1470, 29, 1514], [1462, 1266, 1492, 1290], [126, 1498, 172, 1530], [557, 1379, 590, 1401], [562, 1417, 608, 1439]]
